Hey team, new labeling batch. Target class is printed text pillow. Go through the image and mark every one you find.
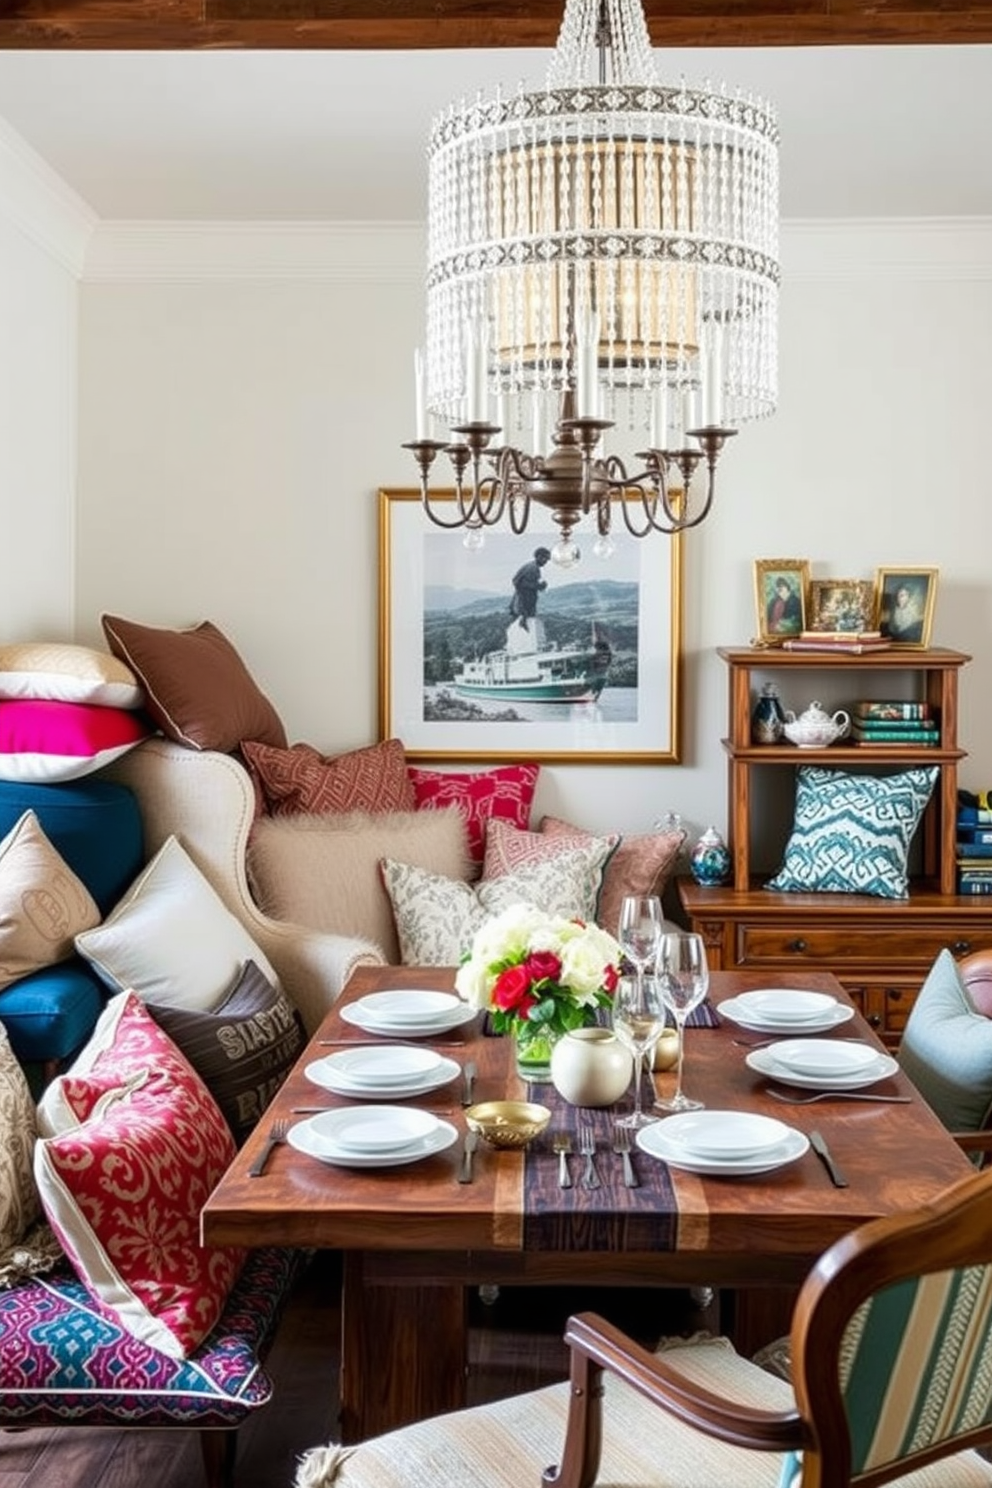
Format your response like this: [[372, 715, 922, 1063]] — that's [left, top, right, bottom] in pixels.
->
[[242, 736, 415, 817], [409, 763, 540, 867], [35, 991, 244, 1358], [765, 764, 938, 900]]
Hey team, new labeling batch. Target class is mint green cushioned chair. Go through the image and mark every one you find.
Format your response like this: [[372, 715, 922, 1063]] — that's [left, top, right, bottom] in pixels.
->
[[899, 947, 992, 1162], [293, 1169, 992, 1488]]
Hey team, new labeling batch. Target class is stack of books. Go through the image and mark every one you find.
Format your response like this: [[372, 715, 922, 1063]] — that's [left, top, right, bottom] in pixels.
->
[[958, 792, 992, 894], [782, 630, 892, 655], [850, 699, 940, 747]]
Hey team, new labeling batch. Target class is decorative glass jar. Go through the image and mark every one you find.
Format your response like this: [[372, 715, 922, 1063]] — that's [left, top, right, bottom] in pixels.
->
[[513, 1020, 561, 1082]]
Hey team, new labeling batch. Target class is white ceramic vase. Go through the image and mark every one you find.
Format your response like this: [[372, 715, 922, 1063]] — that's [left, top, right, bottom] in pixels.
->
[[550, 1027, 633, 1107]]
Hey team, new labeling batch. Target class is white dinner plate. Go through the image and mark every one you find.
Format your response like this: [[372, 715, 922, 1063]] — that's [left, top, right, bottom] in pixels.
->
[[637, 1121, 809, 1177], [305, 1053, 461, 1100], [308, 1105, 439, 1153], [768, 1039, 881, 1078], [662, 1110, 791, 1160], [340, 1001, 478, 1038], [319, 1046, 443, 1085], [354, 990, 462, 1025], [746, 1045, 899, 1091], [288, 1114, 459, 1169], [734, 990, 837, 1023], [718, 996, 855, 1036]]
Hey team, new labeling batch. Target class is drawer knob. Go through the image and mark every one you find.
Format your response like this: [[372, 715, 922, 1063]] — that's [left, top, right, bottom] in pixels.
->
[[785, 938, 808, 954], [868, 1013, 882, 1029], [952, 940, 973, 956]]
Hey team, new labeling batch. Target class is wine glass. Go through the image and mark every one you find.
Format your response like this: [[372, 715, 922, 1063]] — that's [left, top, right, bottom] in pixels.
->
[[611, 974, 666, 1129], [653, 932, 709, 1113], [617, 895, 664, 1002]]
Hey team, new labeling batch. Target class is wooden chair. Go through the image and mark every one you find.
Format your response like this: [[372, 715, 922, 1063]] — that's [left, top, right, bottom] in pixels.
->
[[294, 1167, 992, 1488]]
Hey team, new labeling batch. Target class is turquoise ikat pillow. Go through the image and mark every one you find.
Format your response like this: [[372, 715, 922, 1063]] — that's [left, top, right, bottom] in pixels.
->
[[765, 764, 938, 900]]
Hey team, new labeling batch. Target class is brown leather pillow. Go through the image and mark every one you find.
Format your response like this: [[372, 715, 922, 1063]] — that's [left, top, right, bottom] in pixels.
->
[[101, 615, 286, 753]]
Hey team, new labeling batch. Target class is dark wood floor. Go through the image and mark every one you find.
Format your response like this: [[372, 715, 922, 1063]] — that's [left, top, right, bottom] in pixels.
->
[[0, 1253, 717, 1488]]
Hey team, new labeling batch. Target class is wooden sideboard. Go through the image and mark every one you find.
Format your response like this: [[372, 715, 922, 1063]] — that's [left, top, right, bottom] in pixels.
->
[[679, 645, 992, 1045]]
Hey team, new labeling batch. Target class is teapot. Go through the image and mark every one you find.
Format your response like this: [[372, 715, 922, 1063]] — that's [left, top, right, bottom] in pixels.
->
[[783, 700, 850, 748]]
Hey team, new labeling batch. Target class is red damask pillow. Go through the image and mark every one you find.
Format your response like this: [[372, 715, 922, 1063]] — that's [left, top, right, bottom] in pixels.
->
[[242, 736, 416, 817], [409, 763, 540, 867], [34, 991, 244, 1360]]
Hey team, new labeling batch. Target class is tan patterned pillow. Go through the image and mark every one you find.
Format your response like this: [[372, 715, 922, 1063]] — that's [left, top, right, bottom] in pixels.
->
[[482, 818, 620, 925], [0, 641, 143, 709], [242, 737, 415, 817], [380, 845, 612, 966], [0, 1023, 61, 1287], [540, 814, 686, 937], [0, 811, 101, 992]]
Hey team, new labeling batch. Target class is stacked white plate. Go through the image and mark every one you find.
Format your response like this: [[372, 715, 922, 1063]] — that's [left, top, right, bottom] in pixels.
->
[[305, 1045, 461, 1099], [340, 989, 478, 1038], [636, 1110, 809, 1177], [746, 1038, 899, 1091], [287, 1105, 459, 1168], [719, 988, 854, 1035]]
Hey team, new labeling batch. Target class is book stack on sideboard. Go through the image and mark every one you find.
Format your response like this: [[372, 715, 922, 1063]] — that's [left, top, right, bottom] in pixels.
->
[[851, 698, 940, 748], [958, 790, 992, 895]]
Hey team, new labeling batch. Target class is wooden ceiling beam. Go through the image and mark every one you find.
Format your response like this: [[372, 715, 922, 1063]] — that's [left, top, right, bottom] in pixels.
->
[[2, 0, 992, 49]]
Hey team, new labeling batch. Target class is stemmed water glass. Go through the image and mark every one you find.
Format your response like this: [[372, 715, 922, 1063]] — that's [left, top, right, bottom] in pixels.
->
[[611, 974, 665, 1129], [653, 931, 709, 1114], [617, 895, 664, 1002]]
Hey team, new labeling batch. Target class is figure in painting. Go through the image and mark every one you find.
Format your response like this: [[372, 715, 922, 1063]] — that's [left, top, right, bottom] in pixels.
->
[[881, 583, 925, 643], [509, 547, 551, 633], [765, 575, 802, 636]]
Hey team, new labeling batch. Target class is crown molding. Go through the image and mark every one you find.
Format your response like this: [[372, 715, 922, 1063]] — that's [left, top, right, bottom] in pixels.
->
[[0, 119, 96, 275], [782, 217, 992, 282], [81, 215, 992, 285], [83, 220, 426, 282]]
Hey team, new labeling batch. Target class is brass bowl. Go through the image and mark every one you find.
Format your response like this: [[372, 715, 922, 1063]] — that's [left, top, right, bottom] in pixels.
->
[[464, 1100, 551, 1149]]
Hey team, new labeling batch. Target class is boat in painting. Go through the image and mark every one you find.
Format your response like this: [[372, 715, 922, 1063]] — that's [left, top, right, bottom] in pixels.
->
[[451, 619, 611, 705]]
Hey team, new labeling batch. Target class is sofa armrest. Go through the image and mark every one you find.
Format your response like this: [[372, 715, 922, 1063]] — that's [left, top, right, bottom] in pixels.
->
[[100, 738, 384, 1034]]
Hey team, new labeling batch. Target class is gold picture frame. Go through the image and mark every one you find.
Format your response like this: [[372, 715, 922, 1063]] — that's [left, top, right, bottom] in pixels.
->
[[806, 578, 876, 634], [378, 487, 683, 763], [875, 567, 939, 647], [754, 558, 809, 643]]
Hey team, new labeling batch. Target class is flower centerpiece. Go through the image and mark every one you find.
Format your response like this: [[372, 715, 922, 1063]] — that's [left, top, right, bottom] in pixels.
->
[[454, 905, 623, 1079]]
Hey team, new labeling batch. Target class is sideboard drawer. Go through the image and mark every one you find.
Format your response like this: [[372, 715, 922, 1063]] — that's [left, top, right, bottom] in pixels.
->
[[736, 923, 992, 967]]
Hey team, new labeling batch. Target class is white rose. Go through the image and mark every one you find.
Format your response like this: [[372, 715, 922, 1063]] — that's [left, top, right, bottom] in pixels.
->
[[558, 937, 610, 998], [454, 959, 492, 1009]]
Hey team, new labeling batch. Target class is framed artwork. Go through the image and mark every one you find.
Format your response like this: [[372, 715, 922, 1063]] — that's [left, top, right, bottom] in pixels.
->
[[754, 558, 809, 642], [875, 567, 939, 647], [378, 487, 683, 763], [806, 578, 876, 634]]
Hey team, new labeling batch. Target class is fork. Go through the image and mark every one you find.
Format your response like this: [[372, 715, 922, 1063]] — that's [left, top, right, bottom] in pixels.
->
[[767, 1087, 911, 1106], [612, 1123, 638, 1188], [248, 1118, 290, 1176], [552, 1131, 573, 1188], [578, 1123, 601, 1190]]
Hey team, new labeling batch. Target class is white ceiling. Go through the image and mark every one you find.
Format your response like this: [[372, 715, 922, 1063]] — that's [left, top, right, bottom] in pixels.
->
[[0, 44, 990, 223]]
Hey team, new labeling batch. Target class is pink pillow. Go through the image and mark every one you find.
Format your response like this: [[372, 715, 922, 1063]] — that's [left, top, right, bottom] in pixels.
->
[[0, 699, 148, 783], [540, 814, 686, 936], [242, 737, 416, 817], [409, 763, 540, 866], [34, 992, 244, 1360]]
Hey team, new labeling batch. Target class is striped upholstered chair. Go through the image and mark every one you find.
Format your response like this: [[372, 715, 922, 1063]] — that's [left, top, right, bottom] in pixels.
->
[[293, 1166, 992, 1488]]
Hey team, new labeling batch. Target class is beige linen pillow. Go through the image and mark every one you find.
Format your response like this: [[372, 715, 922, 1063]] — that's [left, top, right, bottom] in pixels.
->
[[0, 810, 101, 992], [0, 641, 144, 709], [0, 1022, 62, 1287], [248, 808, 470, 962]]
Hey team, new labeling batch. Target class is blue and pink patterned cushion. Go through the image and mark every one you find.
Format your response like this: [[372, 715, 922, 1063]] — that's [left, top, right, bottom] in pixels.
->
[[0, 1245, 301, 1428]]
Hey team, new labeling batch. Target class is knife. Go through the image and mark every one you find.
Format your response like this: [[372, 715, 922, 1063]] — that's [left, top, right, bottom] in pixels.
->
[[457, 1128, 479, 1184], [461, 1060, 477, 1108], [810, 1129, 848, 1188]]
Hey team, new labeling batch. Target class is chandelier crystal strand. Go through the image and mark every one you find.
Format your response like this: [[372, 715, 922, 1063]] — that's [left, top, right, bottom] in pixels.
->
[[409, 0, 779, 554]]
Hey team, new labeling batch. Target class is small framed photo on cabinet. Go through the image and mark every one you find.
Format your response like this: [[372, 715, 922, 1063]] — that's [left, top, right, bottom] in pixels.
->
[[754, 558, 809, 642], [875, 567, 938, 647], [806, 578, 876, 634]]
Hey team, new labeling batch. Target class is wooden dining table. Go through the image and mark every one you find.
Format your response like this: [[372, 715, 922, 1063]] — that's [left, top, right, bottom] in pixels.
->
[[201, 964, 970, 1443]]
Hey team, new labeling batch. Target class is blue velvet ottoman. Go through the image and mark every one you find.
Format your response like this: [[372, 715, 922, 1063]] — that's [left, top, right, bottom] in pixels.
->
[[0, 777, 144, 1068]]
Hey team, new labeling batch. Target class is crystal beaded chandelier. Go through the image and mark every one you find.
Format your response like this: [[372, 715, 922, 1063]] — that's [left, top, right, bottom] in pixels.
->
[[404, 0, 779, 565]]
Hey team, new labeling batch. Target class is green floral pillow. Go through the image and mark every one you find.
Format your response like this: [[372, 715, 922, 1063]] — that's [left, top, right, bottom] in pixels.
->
[[766, 765, 938, 900]]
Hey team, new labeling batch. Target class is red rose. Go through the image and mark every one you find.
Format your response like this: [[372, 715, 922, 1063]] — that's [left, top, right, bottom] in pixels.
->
[[602, 963, 619, 995], [493, 964, 536, 1013], [525, 950, 562, 984]]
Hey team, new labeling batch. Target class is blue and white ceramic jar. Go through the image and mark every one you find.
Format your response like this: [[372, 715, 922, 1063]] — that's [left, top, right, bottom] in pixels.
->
[[690, 827, 732, 886], [751, 681, 787, 745]]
